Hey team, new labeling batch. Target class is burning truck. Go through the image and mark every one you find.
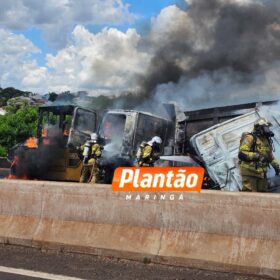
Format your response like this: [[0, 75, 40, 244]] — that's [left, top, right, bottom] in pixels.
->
[[9, 104, 97, 181], [8, 99, 280, 192], [8, 104, 173, 182], [96, 109, 173, 183]]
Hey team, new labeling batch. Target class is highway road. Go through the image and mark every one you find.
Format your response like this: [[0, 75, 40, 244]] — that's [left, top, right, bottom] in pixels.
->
[[0, 245, 269, 280]]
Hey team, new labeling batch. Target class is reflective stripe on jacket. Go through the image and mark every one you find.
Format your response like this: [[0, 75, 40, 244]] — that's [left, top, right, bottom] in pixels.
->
[[239, 134, 279, 174]]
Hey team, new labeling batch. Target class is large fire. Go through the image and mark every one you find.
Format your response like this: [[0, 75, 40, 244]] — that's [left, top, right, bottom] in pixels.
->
[[24, 137, 38, 149], [7, 137, 38, 180]]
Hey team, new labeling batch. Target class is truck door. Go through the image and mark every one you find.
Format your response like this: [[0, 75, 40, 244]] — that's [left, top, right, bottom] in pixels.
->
[[190, 110, 261, 191], [68, 107, 97, 147]]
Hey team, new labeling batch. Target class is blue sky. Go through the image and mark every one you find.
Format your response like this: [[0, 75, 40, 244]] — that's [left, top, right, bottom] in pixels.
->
[[125, 0, 179, 18], [23, 0, 178, 53], [15, 28, 52, 66], [0, 0, 184, 93], [20, 0, 178, 65]]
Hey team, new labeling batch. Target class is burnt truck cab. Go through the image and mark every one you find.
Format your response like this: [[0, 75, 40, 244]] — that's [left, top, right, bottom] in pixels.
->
[[97, 109, 173, 183], [38, 104, 97, 147], [190, 104, 280, 192], [10, 103, 97, 181], [10, 105, 174, 183], [38, 104, 97, 181], [38, 104, 74, 147]]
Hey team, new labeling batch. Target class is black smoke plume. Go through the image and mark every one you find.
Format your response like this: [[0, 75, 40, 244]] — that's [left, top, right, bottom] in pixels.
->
[[136, 0, 280, 111]]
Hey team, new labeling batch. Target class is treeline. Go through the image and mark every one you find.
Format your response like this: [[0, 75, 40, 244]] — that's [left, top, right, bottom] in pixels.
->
[[0, 87, 31, 107], [87, 93, 142, 110], [0, 87, 144, 157], [0, 87, 42, 156], [0, 106, 38, 156], [49, 90, 143, 110]]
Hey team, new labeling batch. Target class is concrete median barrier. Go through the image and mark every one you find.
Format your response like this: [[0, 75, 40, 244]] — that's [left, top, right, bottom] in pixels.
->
[[0, 180, 279, 278]]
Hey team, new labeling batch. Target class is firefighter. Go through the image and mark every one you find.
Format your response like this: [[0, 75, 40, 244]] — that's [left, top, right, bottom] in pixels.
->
[[79, 133, 103, 183], [238, 118, 280, 192], [136, 136, 162, 167]]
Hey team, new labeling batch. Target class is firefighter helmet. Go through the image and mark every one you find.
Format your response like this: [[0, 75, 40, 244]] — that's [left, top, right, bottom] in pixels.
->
[[90, 133, 98, 141], [254, 118, 274, 137], [254, 118, 272, 128], [148, 136, 162, 146]]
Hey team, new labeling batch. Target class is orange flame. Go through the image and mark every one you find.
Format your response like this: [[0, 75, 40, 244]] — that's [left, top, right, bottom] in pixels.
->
[[63, 128, 69, 136], [7, 174, 28, 180], [24, 137, 38, 149], [41, 128, 47, 137]]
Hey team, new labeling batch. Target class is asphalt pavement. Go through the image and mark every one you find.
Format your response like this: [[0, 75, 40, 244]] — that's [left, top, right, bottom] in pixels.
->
[[0, 245, 271, 280], [0, 272, 44, 280]]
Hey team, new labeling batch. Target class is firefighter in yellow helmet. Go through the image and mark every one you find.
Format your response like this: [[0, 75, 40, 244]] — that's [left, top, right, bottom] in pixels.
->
[[238, 118, 280, 192], [79, 133, 103, 183], [136, 136, 162, 167]]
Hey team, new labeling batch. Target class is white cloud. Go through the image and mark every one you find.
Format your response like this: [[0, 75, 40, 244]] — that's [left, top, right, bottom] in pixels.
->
[[0, 25, 151, 94], [0, 0, 134, 48], [45, 25, 151, 93], [21, 61, 48, 88], [0, 29, 47, 92], [0, 29, 38, 55]]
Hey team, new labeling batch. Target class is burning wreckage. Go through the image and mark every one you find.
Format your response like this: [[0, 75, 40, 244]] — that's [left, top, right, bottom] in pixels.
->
[[9, 104, 97, 181], [8, 103, 172, 183], [8, 100, 280, 191]]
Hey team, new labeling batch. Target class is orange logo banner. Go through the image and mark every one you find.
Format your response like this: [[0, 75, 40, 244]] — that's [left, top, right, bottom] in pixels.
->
[[112, 167, 204, 192]]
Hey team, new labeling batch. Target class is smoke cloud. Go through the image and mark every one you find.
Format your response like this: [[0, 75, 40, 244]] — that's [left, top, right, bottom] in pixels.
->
[[136, 0, 280, 111]]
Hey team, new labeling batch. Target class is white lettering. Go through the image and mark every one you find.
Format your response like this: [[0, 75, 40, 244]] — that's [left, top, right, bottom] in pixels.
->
[[186, 174, 198, 188], [119, 169, 134, 188], [166, 171, 174, 188], [174, 170, 186, 188], [132, 169, 140, 188], [140, 173, 153, 188], [153, 173, 165, 188]]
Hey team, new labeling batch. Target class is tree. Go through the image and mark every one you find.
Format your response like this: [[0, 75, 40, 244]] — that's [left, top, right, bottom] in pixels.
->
[[0, 87, 30, 107], [0, 105, 38, 156], [56, 91, 74, 103], [48, 92, 58, 102]]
